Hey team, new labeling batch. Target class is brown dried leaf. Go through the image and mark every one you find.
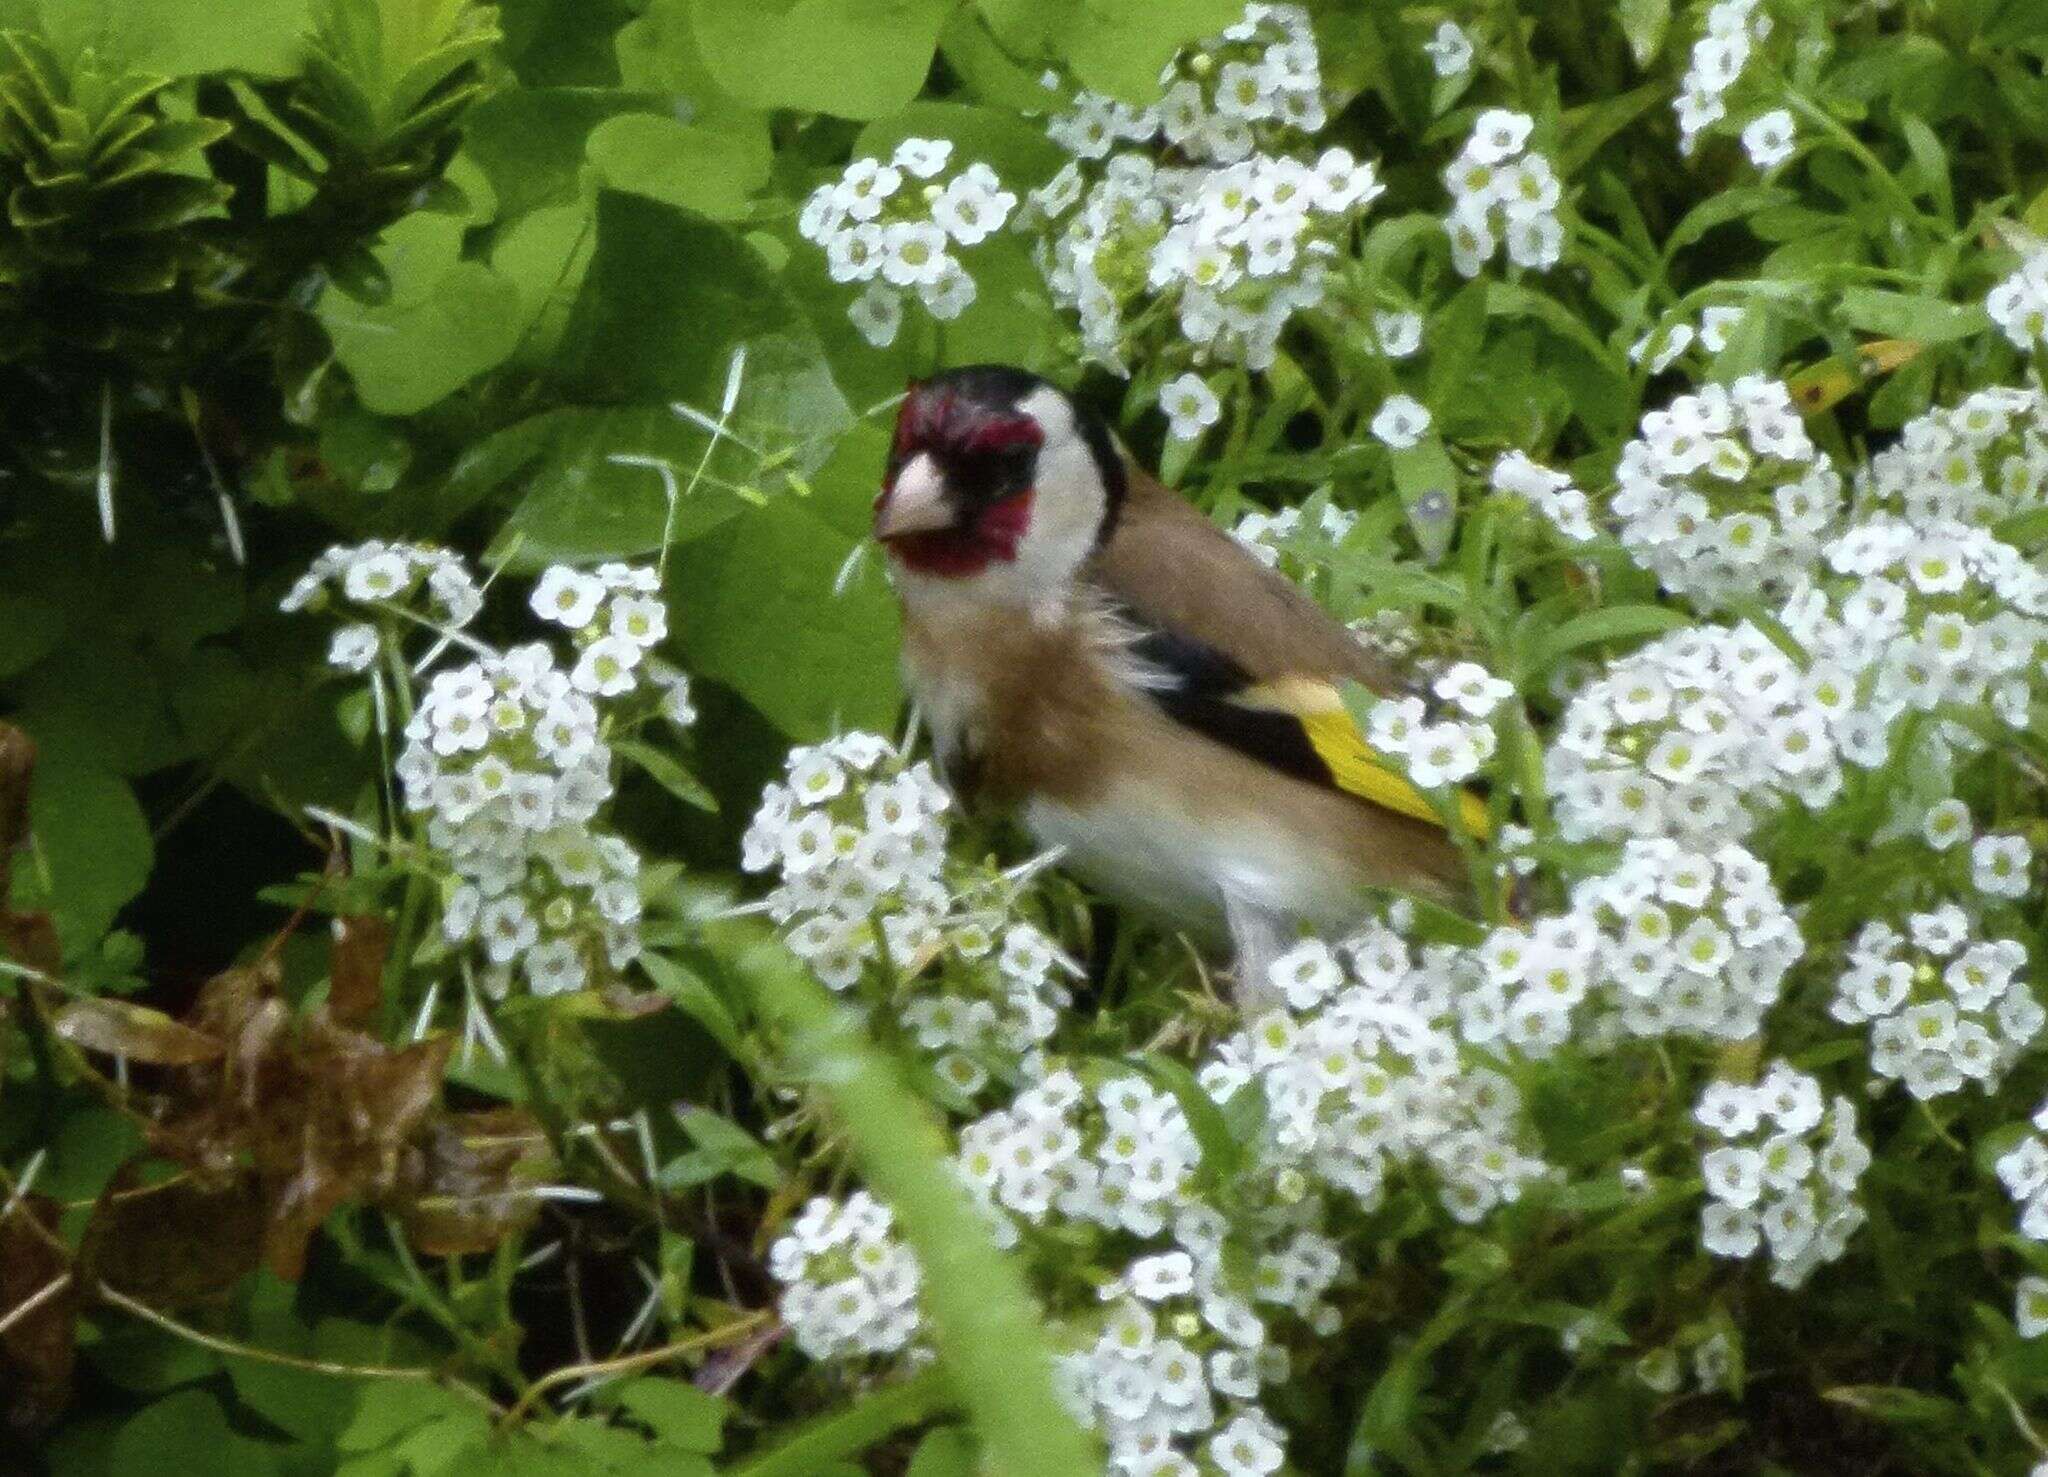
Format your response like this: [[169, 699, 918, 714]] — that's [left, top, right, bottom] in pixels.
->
[[254, 1032, 454, 1280], [1, 1192, 75, 1438], [326, 915, 390, 1028], [393, 1107, 551, 1257], [77, 1165, 264, 1310], [53, 998, 224, 1066]]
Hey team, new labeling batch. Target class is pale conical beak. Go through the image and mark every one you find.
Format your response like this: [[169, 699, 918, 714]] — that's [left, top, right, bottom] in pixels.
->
[[874, 453, 956, 540]]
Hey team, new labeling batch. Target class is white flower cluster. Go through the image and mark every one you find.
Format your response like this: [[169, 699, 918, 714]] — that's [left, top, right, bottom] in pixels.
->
[[1695, 1062, 1869, 1289], [281, 539, 484, 673], [1858, 385, 2048, 529], [767, 1192, 922, 1362], [1491, 451, 1598, 542], [798, 137, 1017, 347], [1828, 909, 2040, 1100], [1810, 514, 2048, 733], [1464, 838, 1800, 1055], [1365, 661, 1514, 790], [1033, 147, 1383, 374], [1611, 375, 1844, 610], [1994, 1097, 2048, 1242], [1441, 110, 1564, 276], [1988, 252, 2048, 353], [1203, 932, 1548, 1223], [741, 734, 1073, 1094], [953, 1069, 1322, 1474], [1674, 0, 1774, 155], [1027, 5, 1385, 374], [1047, 3, 1325, 165], [1550, 621, 1850, 846]]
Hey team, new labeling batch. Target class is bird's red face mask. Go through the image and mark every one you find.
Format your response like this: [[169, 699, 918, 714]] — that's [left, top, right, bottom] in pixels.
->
[[875, 378, 1044, 579]]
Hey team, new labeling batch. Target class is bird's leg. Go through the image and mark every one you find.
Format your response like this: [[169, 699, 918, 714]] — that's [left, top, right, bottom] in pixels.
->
[[1221, 887, 1288, 1014]]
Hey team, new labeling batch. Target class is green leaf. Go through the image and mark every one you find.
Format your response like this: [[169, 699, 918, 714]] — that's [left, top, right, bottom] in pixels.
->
[[586, 111, 771, 221], [1614, 0, 1671, 66], [318, 212, 526, 415], [1387, 435, 1459, 565], [106, 1389, 283, 1475], [1061, 0, 1241, 104], [548, 191, 852, 475], [22, 749, 152, 952], [615, 738, 718, 812], [666, 498, 901, 740], [905, 1427, 979, 1477], [637, 952, 745, 1057], [28, 0, 310, 77], [0, 590, 64, 678], [471, 406, 751, 563], [1834, 287, 1988, 343], [690, 0, 953, 119], [852, 101, 1066, 194], [602, 1377, 728, 1453], [1519, 604, 1692, 681], [659, 1106, 782, 1191]]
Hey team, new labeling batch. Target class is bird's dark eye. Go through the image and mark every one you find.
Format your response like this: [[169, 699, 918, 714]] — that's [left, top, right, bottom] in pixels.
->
[[950, 442, 1036, 504]]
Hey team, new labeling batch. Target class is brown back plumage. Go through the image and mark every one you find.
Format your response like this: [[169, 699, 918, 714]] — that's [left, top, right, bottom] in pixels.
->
[[1087, 468, 1407, 694]]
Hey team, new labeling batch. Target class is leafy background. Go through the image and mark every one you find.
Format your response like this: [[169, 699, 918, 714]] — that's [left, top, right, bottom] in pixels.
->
[[4, 0, 2048, 1472]]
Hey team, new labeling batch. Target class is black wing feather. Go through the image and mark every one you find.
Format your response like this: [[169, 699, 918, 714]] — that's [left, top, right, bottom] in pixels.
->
[[1124, 620, 1337, 792]]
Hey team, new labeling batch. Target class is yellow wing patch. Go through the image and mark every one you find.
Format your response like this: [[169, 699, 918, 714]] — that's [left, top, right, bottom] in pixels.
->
[[1235, 678, 1493, 840]]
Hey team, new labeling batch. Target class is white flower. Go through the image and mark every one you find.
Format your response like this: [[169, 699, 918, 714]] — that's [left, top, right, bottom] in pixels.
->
[[848, 284, 902, 347], [2019, 1276, 2048, 1338], [932, 163, 1016, 245], [1435, 662, 1514, 718], [1921, 798, 1971, 851], [327, 623, 379, 673], [891, 136, 953, 179], [1741, 109, 1795, 169], [532, 566, 606, 630], [609, 596, 667, 648], [571, 636, 643, 697], [1972, 833, 2033, 898], [1467, 109, 1535, 164], [880, 220, 951, 287], [1374, 310, 1423, 358], [1371, 393, 1432, 449], [1424, 20, 1474, 77], [1160, 373, 1222, 442]]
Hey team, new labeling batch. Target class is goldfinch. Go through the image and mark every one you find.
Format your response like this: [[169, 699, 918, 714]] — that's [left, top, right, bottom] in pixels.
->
[[872, 364, 1483, 982]]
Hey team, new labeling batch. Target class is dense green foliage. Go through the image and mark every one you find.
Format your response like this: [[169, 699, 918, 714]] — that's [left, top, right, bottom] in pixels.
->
[[6, 0, 2048, 1472]]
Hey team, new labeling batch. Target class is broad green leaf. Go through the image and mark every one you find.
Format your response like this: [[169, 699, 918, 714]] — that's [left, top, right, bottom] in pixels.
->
[[23, 749, 151, 952], [26, 0, 309, 76], [1063, 0, 1241, 104], [0, 590, 64, 678], [319, 212, 526, 415], [106, 1389, 284, 1475], [905, 1427, 979, 1477], [691, 0, 953, 119], [586, 111, 771, 221], [853, 101, 1067, 194], [549, 192, 852, 464], [666, 497, 900, 741], [602, 1377, 728, 1453]]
